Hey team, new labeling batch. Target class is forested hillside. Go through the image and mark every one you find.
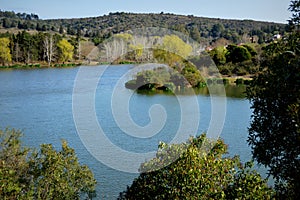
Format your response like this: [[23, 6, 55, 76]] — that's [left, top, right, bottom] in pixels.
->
[[0, 10, 287, 45], [0, 10, 289, 69]]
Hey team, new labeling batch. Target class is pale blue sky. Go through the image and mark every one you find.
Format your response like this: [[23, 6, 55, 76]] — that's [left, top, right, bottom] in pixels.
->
[[0, 0, 291, 23]]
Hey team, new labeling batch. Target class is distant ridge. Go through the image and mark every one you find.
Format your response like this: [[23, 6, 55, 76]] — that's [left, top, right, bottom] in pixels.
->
[[0, 10, 287, 44]]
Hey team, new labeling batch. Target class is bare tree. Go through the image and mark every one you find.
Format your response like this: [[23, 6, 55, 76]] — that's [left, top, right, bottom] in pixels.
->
[[43, 34, 56, 66]]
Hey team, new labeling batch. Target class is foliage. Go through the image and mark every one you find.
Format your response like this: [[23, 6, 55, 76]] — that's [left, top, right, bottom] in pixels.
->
[[0, 31, 78, 65], [115, 33, 133, 41], [57, 39, 74, 62], [288, 0, 300, 29], [181, 61, 204, 87], [246, 31, 300, 198], [136, 67, 171, 88], [225, 161, 274, 199], [119, 134, 274, 199], [161, 35, 192, 59], [209, 46, 227, 65], [242, 44, 258, 57], [153, 35, 192, 67], [0, 37, 12, 65], [127, 59, 204, 91], [0, 129, 33, 199], [0, 10, 288, 66], [208, 44, 260, 76], [125, 35, 203, 91], [0, 128, 97, 199], [226, 44, 252, 63]]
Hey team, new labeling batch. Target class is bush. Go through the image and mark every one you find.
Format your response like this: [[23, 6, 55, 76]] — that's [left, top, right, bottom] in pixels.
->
[[0, 128, 97, 199], [119, 134, 274, 199]]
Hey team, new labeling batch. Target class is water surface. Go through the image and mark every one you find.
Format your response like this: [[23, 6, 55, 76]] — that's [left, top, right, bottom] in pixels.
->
[[0, 65, 255, 199]]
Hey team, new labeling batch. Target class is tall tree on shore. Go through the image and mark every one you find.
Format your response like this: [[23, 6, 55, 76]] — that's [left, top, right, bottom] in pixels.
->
[[0, 37, 12, 65], [57, 39, 74, 63], [43, 34, 56, 66]]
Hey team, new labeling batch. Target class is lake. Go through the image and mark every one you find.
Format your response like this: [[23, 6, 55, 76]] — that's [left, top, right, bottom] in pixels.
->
[[0, 65, 258, 199]]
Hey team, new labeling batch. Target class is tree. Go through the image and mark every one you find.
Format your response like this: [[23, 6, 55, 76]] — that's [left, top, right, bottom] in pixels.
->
[[226, 44, 252, 63], [119, 134, 274, 199], [0, 37, 12, 65], [242, 44, 257, 57], [246, 32, 300, 198], [209, 46, 227, 65], [57, 39, 74, 63], [161, 35, 192, 59], [0, 128, 97, 199], [181, 61, 203, 87], [288, 0, 300, 29], [153, 35, 192, 67], [103, 33, 133, 62], [0, 129, 33, 199], [16, 31, 33, 63], [43, 33, 56, 66], [190, 26, 201, 42], [211, 23, 225, 38]]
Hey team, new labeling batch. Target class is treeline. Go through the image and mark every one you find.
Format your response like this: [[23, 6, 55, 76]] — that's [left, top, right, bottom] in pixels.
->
[[0, 10, 39, 20], [0, 31, 83, 66], [0, 10, 287, 45]]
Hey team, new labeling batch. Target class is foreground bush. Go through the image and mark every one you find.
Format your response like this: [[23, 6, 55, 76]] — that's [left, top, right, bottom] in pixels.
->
[[119, 134, 274, 199], [0, 128, 97, 199]]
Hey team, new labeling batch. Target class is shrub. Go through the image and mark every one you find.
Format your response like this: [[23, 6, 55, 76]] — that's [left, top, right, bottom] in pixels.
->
[[119, 134, 274, 199]]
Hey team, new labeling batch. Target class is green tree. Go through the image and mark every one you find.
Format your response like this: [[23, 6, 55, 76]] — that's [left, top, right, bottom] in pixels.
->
[[246, 32, 300, 199], [181, 61, 203, 87], [57, 39, 74, 63], [211, 23, 225, 38], [0, 129, 33, 199], [242, 44, 257, 57], [190, 26, 201, 42], [226, 44, 252, 63], [0, 128, 97, 199], [30, 141, 96, 199], [119, 134, 274, 199], [209, 46, 227, 65], [0, 37, 12, 65]]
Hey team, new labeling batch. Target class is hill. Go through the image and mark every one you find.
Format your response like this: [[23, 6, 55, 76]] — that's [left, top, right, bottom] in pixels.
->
[[0, 10, 287, 45]]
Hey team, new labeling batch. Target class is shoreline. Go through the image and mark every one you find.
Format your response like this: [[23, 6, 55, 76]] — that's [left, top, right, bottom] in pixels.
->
[[0, 62, 253, 85]]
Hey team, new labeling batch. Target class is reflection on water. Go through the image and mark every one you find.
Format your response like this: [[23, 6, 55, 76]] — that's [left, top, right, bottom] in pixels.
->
[[137, 84, 247, 98], [195, 85, 247, 98]]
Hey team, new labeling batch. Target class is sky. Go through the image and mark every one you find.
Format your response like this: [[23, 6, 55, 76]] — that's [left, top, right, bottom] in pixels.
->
[[0, 0, 292, 23]]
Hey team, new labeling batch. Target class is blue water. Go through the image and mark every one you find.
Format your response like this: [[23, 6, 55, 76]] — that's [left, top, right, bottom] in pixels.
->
[[0, 65, 256, 199]]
